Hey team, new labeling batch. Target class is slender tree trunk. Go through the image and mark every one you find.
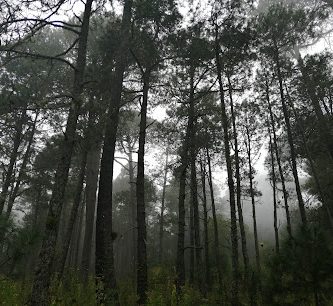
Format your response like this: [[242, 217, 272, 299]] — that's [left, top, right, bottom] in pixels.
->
[[175, 120, 191, 295], [28, 1, 93, 304], [188, 66, 203, 291], [5, 112, 38, 219], [0, 105, 27, 216], [200, 160, 210, 292], [265, 76, 292, 237], [95, 1, 132, 304], [159, 148, 169, 264], [127, 143, 137, 282], [268, 129, 280, 254], [189, 200, 195, 284], [273, 43, 307, 227], [227, 75, 250, 285], [136, 72, 150, 305], [215, 25, 239, 306], [206, 147, 223, 289], [245, 127, 260, 274]]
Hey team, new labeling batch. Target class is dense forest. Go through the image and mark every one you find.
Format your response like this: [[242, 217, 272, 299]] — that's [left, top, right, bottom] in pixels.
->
[[0, 0, 333, 305]]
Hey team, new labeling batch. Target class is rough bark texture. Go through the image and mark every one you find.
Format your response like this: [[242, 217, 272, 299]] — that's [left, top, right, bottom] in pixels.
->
[[28, 1, 93, 304], [95, 1, 132, 304], [215, 25, 239, 306], [274, 43, 307, 227]]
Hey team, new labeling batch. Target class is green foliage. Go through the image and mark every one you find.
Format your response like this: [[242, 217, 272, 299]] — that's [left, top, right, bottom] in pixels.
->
[[0, 276, 23, 305]]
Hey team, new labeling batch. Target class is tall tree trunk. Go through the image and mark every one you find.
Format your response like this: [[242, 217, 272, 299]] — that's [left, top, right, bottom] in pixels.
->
[[57, 148, 87, 277], [136, 72, 150, 305], [227, 74, 250, 285], [28, 1, 93, 304], [0, 105, 27, 216], [175, 120, 191, 295], [265, 76, 292, 238], [273, 43, 307, 227], [127, 143, 136, 282], [188, 65, 203, 291], [268, 129, 280, 254], [81, 143, 101, 282], [5, 112, 38, 219], [95, 1, 132, 304], [189, 199, 195, 284], [215, 25, 239, 306], [245, 127, 260, 274], [200, 160, 210, 292], [159, 148, 169, 264], [206, 147, 223, 289]]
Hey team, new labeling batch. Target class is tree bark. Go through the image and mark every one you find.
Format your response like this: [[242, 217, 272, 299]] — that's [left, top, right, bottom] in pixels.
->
[[265, 75, 292, 238], [188, 66, 203, 291], [206, 147, 223, 289], [200, 160, 210, 292], [28, 1, 93, 304], [159, 148, 169, 264], [268, 129, 280, 254], [0, 105, 27, 216], [136, 72, 150, 305], [95, 1, 132, 304], [215, 25, 239, 306], [274, 43, 307, 227], [227, 74, 250, 285], [5, 112, 38, 219], [245, 126, 261, 274]]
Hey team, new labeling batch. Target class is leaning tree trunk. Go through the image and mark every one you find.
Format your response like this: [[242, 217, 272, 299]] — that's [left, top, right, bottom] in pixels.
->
[[5, 112, 38, 219], [0, 105, 27, 216], [28, 1, 93, 304], [273, 42, 307, 227], [95, 0, 132, 304], [265, 76, 292, 238], [215, 25, 239, 306], [206, 147, 223, 290], [136, 71, 150, 305]]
